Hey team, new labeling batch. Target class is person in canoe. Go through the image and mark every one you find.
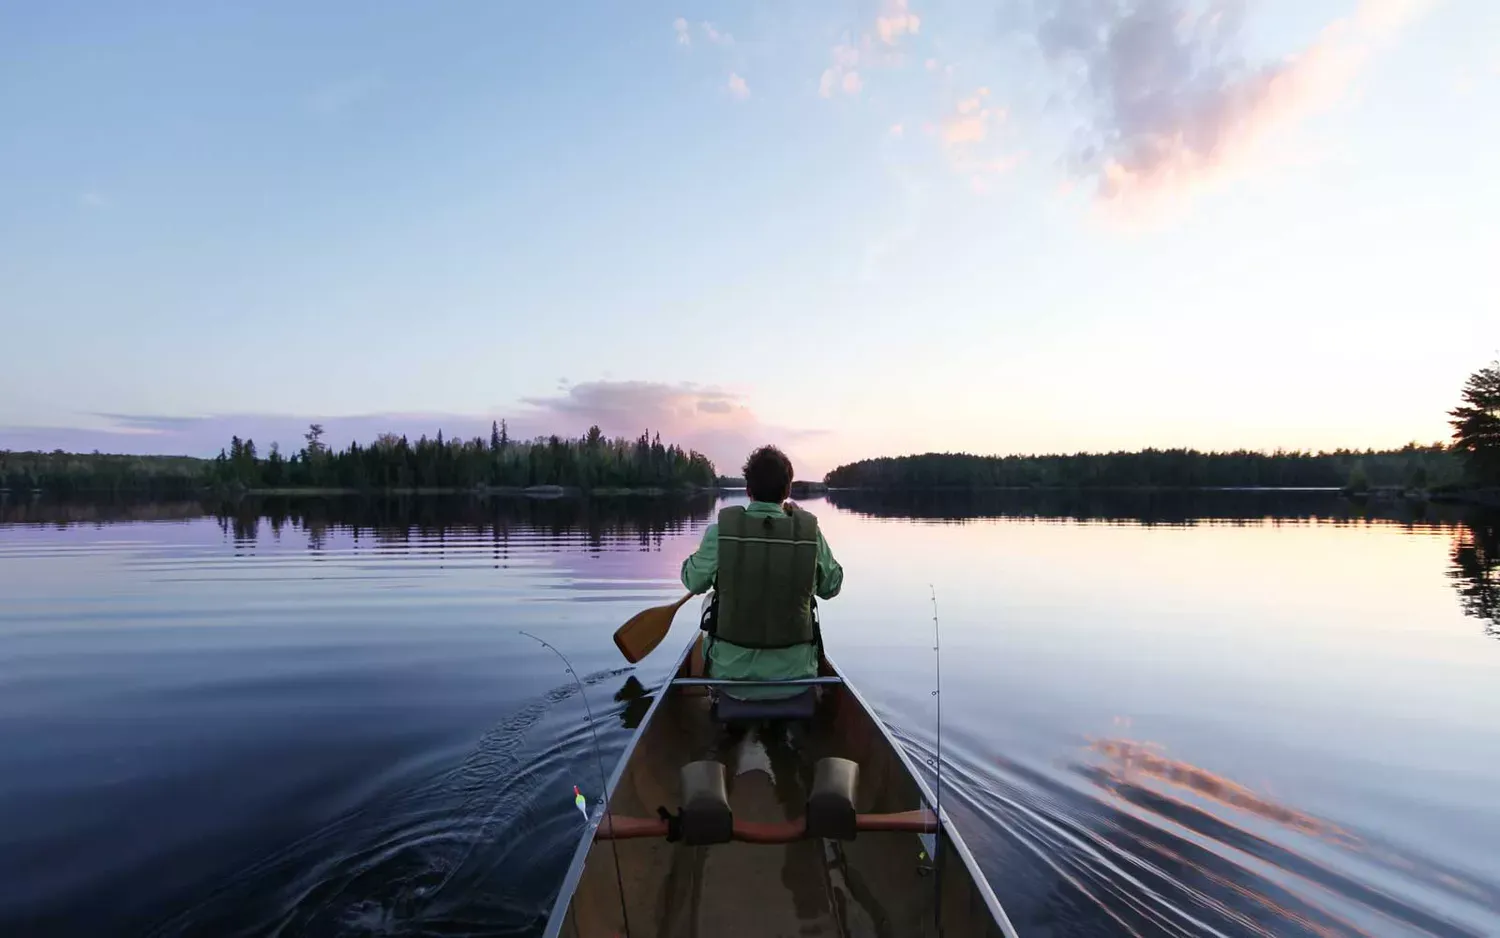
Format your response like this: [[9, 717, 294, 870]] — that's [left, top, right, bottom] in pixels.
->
[[680, 445, 844, 700]]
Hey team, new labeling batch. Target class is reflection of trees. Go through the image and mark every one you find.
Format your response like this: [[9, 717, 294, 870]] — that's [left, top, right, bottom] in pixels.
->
[[2, 494, 718, 549], [1449, 514, 1499, 637], [0, 497, 206, 526], [205, 494, 717, 544], [826, 488, 1472, 527]]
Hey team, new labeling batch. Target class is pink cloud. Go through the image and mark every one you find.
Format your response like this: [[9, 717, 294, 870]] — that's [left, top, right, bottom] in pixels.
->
[[518, 381, 829, 477], [889, 122, 905, 137], [727, 72, 750, 100], [876, 0, 922, 45], [673, 16, 691, 46], [1031, 0, 1433, 206]]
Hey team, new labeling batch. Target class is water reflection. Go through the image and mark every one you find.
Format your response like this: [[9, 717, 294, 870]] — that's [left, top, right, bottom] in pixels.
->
[[0, 493, 716, 544], [827, 487, 1471, 528], [613, 675, 653, 730], [1065, 740, 1496, 937], [0, 497, 208, 525], [1449, 513, 1499, 637]]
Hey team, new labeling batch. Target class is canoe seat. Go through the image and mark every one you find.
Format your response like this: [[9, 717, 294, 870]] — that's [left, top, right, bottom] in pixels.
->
[[712, 688, 817, 723]]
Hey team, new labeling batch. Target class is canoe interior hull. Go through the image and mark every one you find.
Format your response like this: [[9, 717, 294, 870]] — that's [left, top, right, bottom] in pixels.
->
[[551, 650, 1011, 937]]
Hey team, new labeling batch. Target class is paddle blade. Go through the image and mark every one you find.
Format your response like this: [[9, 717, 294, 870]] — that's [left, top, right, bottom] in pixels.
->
[[613, 594, 691, 663]]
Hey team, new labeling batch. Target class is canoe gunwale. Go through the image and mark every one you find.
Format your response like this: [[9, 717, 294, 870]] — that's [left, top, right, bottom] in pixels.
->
[[827, 652, 1021, 938], [540, 638, 695, 938]]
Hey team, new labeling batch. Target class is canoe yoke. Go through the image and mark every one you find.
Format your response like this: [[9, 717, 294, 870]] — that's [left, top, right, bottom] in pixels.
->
[[597, 757, 940, 846]]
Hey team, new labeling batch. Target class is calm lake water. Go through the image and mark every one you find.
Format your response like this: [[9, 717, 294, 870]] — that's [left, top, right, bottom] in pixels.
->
[[1, 492, 1497, 937]]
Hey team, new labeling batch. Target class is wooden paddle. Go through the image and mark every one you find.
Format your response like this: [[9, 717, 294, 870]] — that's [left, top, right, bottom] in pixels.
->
[[613, 592, 694, 663]]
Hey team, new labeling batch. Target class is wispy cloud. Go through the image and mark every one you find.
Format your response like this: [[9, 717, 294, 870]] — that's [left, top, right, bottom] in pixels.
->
[[938, 87, 1020, 194], [819, 43, 862, 98], [702, 21, 733, 46], [942, 88, 996, 145], [819, 1, 924, 100], [673, 16, 692, 46], [1028, 0, 1433, 207], [76, 191, 110, 210], [727, 72, 750, 100], [305, 75, 382, 115], [876, 0, 921, 45]]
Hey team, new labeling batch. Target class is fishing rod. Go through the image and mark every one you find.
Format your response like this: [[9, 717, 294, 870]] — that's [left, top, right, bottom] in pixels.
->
[[519, 631, 633, 938], [929, 584, 945, 933]]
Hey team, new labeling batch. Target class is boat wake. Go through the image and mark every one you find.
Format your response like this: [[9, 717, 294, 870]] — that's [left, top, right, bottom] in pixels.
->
[[143, 665, 637, 938], [889, 722, 1500, 938]]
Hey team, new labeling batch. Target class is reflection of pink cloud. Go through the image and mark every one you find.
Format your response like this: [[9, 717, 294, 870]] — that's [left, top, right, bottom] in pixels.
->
[[1033, 0, 1431, 207]]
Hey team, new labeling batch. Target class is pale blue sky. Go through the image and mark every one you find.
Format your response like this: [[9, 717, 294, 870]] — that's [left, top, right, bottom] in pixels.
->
[[2, 0, 1496, 476]]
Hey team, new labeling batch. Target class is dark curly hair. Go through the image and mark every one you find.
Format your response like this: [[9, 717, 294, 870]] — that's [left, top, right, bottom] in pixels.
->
[[743, 445, 794, 503]]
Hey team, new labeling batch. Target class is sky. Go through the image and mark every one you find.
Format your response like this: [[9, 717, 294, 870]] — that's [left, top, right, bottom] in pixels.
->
[[2, 0, 1497, 478]]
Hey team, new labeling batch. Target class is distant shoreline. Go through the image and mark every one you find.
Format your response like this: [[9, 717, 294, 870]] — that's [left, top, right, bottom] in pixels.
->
[[819, 483, 1500, 508], [6, 483, 1495, 508], [0, 484, 721, 499]]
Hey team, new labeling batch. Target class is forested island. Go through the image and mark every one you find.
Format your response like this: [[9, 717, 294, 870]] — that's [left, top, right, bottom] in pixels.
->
[[823, 445, 1459, 490], [824, 358, 1500, 506], [0, 423, 717, 497]]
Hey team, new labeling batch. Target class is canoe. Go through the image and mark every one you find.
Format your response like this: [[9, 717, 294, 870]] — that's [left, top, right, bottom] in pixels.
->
[[543, 600, 1018, 937]]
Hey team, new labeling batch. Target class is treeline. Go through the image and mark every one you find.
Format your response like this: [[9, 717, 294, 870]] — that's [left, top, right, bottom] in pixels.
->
[[2, 422, 717, 495], [0, 451, 207, 497], [823, 445, 1463, 491]]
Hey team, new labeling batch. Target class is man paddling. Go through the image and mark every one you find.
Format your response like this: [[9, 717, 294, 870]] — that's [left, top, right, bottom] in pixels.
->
[[680, 445, 843, 699]]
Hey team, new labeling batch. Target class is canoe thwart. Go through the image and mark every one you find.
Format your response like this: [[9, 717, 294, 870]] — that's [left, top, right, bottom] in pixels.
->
[[679, 760, 733, 845], [669, 676, 845, 687], [806, 758, 860, 840], [596, 809, 938, 843]]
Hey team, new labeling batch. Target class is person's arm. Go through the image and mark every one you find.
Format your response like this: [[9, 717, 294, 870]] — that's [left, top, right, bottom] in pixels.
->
[[815, 530, 843, 599], [680, 523, 719, 594]]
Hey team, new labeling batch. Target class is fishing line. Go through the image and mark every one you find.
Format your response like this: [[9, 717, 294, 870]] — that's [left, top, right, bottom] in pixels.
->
[[929, 584, 945, 933], [519, 631, 633, 938]]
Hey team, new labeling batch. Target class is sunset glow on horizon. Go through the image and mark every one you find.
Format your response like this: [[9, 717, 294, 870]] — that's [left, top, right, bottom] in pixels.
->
[[2, 1, 1496, 478]]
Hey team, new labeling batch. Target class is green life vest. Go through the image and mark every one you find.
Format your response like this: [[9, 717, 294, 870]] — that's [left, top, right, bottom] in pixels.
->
[[713, 505, 820, 649]]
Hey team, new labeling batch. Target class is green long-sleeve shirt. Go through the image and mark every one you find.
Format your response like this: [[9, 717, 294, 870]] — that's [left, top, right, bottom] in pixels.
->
[[681, 501, 843, 696]]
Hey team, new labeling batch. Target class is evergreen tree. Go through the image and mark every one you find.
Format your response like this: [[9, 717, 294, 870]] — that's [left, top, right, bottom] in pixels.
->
[[1450, 360, 1500, 484]]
